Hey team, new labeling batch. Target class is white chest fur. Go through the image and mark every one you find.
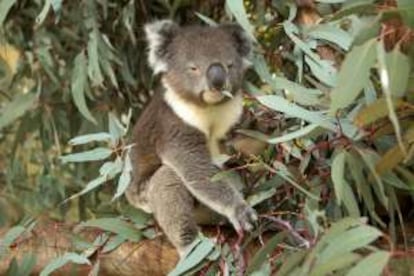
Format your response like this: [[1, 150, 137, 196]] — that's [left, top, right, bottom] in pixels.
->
[[164, 88, 243, 163]]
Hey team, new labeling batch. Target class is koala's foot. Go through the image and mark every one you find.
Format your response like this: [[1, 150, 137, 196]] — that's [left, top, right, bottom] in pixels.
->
[[227, 203, 258, 233], [148, 165, 199, 254]]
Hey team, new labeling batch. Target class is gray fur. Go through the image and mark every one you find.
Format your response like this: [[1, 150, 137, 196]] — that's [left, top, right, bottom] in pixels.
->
[[126, 20, 256, 256]]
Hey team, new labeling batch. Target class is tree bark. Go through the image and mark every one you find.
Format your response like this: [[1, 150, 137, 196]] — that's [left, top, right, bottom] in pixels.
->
[[0, 220, 179, 276]]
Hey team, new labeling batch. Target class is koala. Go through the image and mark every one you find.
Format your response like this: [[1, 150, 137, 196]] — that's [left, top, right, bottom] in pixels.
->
[[125, 19, 257, 256]]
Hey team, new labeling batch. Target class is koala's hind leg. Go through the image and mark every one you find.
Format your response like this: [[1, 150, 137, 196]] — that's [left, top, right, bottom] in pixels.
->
[[147, 165, 198, 256]]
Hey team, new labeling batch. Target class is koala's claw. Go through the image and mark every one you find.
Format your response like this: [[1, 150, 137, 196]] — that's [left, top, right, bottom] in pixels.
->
[[229, 204, 258, 233]]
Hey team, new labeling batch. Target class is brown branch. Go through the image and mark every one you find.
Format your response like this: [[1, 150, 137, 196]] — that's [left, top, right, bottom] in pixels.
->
[[0, 220, 178, 276]]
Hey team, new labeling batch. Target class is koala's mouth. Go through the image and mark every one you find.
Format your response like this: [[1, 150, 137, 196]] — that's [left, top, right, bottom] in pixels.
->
[[201, 89, 233, 104]]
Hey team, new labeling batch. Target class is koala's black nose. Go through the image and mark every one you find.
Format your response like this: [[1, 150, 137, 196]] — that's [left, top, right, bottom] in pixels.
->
[[207, 63, 226, 90]]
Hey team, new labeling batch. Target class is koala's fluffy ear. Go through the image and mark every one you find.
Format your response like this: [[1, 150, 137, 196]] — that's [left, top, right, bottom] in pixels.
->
[[220, 24, 252, 58], [144, 20, 179, 74]]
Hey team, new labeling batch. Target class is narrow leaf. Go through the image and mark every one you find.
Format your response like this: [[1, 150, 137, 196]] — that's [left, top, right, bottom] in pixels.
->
[[397, 0, 414, 27], [60, 147, 112, 163], [76, 218, 141, 242], [378, 41, 406, 154], [225, 0, 256, 42], [71, 52, 97, 124], [310, 253, 360, 276], [331, 152, 347, 205], [68, 132, 112, 146], [319, 225, 382, 262], [346, 251, 390, 276], [40, 252, 90, 276], [0, 93, 36, 130], [0, 0, 16, 25], [169, 237, 215, 276], [113, 153, 132, 200], [330, 39, 377, 114], [385, 47, 410, 97], [247, 232, 287, 274], [0, 226, 25, 259]]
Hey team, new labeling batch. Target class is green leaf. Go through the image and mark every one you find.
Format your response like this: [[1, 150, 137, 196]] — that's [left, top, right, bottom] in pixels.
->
[[397, 0, 414, 27], [108, 112, 126, 142], [17, 253, 37, 276], [342, 179, 361, 217], [102, 235, 126, 253], [40, 252, 90, 276], [0, 0, 16, 25], [0, 225, 25, 259], [318, 224, 382, 262], [330, 39, 377, 114], [113, 153, 132, 200], [71, 51, 97, 124], [0, 93, 36, 130], [60, 147, 112, 163], [346, 251, 390, 276], [377, 42, 406, 154], [307, 24, 352, 50], [68, 132, 112, 146], [331, 151, 347, 205], [247, 188, 277, 207], [169, 236, 215, 276], [253, 54, 323, 106], [225, 0, 256, 42], [76, 218, 141, 242], [36, 0, 51, 27], [87, 29, 104, 87], [384, 46, 410, 97], [310, 252, 360, 276], [195, 12, 217, 26], [258, 95, 333, 129], [356, 149, 388, 209], [65, 175, 107, 201], [239, 124, 319, 144], [247, 232, 287, 274], [278, 250, 308, 276], [50, 0, 62, 13]]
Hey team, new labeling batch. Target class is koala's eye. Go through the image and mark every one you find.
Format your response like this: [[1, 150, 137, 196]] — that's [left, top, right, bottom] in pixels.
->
[[227, 62, 234, 69], [187, 64, 199, 73]]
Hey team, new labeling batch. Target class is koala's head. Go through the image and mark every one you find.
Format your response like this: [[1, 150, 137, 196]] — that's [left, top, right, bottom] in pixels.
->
[[144, 20, 252, 105]]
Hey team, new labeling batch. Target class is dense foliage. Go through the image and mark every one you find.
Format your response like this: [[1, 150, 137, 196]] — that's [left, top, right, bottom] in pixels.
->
[[0, 0, 413, 275]]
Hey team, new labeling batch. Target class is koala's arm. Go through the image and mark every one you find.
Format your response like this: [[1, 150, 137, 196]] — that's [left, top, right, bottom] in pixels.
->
[[159, 131, 257, 232]]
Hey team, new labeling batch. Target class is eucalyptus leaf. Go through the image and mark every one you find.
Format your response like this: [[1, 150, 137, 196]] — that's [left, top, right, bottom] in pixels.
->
[[169, 236, 215, 276], [225, 0, 256, 42], [310, 252, 360, 276], [60, 147, 112, 163], [331, 151, 347, 205], [0, 93, 36, 130], [0, 225, 25, 259], [113, 153, 132, 200], [247, 232, 287, 274], [318, 224, 382, 262], [68, 132, 112, 146], [0, 0, 16, 25], [397, 0, 414, 27], [76, 218, 141, 242], [39, 252, 90, 276], [346, 251, 390, 276], [307, 24, 352, 50], [330, 39, 377, 114], [71, 52, 97, 124], [384, 46, 410, 98]]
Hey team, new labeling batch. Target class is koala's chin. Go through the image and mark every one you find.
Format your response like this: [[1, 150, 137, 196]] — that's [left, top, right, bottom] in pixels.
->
[[201, 89, 226, 105], [126, 19, 257, 259]]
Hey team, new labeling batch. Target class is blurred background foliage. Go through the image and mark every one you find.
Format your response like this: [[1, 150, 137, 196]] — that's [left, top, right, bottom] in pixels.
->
[[0, 0, 414, 275]]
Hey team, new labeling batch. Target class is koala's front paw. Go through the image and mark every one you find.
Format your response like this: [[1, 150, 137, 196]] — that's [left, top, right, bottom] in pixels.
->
[[228, 203, 258, 232]]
